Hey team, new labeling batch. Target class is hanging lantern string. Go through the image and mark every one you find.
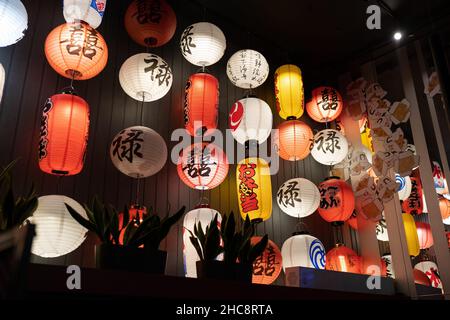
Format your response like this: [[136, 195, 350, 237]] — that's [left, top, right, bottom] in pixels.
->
[[56, 175, 62, 194], [135, 177, 141, 206], [69, 71, 75, 92], [140, 94, 145, 126]]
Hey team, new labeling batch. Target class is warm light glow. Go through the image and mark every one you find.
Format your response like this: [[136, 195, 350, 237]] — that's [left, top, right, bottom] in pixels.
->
[[416, 221, 433, 249], [275, 120, 313, 161], [306, 87, 343, 122], [227, 49, 269, 89], [274, 64, 304, 119], [281, 233, 326, 270], [325, 244, 361, 274], [393, 31, 402, 41], [277, 178, 320, 218], [251, 236, 282, 285], [318, 177, 355, 223], [402, 213, 420, 257], [311, 129, 349, 165], [0, 0, 28, 47]]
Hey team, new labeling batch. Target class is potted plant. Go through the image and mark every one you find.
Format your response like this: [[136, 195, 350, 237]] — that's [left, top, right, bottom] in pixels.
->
[[188, 212, 268, 282], [66, 196, 185, 274]]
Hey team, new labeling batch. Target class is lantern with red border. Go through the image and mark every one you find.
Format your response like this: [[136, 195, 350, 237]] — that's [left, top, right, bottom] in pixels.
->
[[306, 87, 343, 123], [274, 120, 313, 161], [318, 177, 355, 223], [402, 176, 423, 215], [251, 237, 282, 285], [325, 244, 361, 274], [415, 221, 434, 249]]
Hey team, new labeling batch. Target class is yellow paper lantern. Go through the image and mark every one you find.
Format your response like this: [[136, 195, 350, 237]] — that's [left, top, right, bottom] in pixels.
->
[[236, 157, 272, 222], [402, 213, 420, 257], [274, 64, 304, 119]]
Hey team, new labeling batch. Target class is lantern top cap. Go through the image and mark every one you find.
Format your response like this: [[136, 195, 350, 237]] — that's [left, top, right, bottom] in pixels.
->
[[324, 176, 341, 181], [292, 231, 310, 236]]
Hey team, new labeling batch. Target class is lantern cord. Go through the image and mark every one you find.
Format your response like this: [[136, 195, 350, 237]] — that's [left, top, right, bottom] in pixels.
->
[[140, 95, 145, 126], [70, 71, 75, 92], [56, 175, 62, 194], [135, 177, 141, 206]]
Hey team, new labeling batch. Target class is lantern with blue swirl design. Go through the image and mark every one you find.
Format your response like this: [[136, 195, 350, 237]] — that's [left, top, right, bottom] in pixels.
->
[[281, 233, 326, 271], [396, 174, 412, 201]]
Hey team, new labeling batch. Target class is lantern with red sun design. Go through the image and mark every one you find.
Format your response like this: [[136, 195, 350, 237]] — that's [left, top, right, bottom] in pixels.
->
[[306, 87, 343, 123], [415, 221, 433, 249], [318, 177, 355, 223], [326, 244, 361, 274], [402, 176, 423, 215], [251, 237, 282, 285]]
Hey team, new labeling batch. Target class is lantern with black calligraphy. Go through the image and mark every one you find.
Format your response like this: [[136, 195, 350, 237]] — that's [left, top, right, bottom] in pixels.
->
[[38, 93, 90, 176], [274, 120, 313, 161], [402, 213, 420, 257], [44, 22, 108, 80], [63, 0, 107, 29], [381, 254, 395, 278], [414, 260, 442, 289], [325, 244, 361, 274], [281, 233, 326, 270], [317, 177, 355, 223], [274, 64, 304, 119], [277, 178, 320, 218], [416, 221, 433, 250], [311, 129, 349, 166], [376, 215, 389, 242], [396, 174, 412, 201], [402, 176, 423, 215], [433, 161, 448, 195], [251, 237, 282, 285], [0, 0, 28, 47], [306, 87, 343, 123], [227, 49, 269, 89]]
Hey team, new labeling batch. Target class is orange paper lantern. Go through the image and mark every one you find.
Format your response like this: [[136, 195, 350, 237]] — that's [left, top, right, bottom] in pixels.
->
[[414, 269, 432, 286], [306, 87, 343, 122], [275, 120, 313, 161], [38, 93, 89, 175], [318, 177, 355, 223], [416, 221, 434, 249], [439, 197, 450, 220], [251, 237, 282, 285], [45, 22, 108, 80], [402, 176, 423, 215], [124, 0, 176, 48], [326, 244, 361, 274]]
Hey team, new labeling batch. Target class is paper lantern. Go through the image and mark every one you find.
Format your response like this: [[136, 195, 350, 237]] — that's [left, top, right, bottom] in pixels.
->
[[402, 213, 420, 257], [229, 97, 273, 145], [0, 63, 4, 104], [439, 197, 450, 220], [251, 237, 282, 285], [184, 73, 219, 136], [415, 221, 433, 249], [311, 129, 349, 166], [110, 126, 167, 178], [124, 0, 176, 48], [28, 195, 88, 258], [177, 143, 228, 190], [414, 260, 442, 289], [317, 177, 355, 223], [381, 254, 395, 278], [325, 244, 361, 274], [347, 211, 358, 230], [180, 22, 226, 67], [119, 53, 173, 102], [281, 233, 326, 271], [274, 120, 313, 161], [277, 178, 320, 218], [226, 49, 269, 89], [0, 0, 27, 47], [274, 64, 304, 119], [44, 22, 108, 80], [396, 174, 412, 201], [306, 87, 343, 123], [376, 215, 389, 242], [413, 269, 432, 286], [402, 176, 423, 215], [183, 207, 222, 278], [38, 93, 90, 176], [236, 157, 272, 222], [433, 161, 448, 195], [63, 0, 107, 29]]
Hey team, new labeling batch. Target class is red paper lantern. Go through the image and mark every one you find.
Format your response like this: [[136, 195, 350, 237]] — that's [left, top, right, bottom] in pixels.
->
[[38, 93, 90, 175], [402, 176, 423, 215], [318, 177, 355, 223], [124, 0, 177, 47], [184, 73, 219, 136], [414, 269, 431, 286], [415, 221, 434, 249], [251, 237, 282, 285], [275, 120, 313, 161], [439, 197, 450, 220], [306, 86, 343, 122], [326, 244, 361, 274]]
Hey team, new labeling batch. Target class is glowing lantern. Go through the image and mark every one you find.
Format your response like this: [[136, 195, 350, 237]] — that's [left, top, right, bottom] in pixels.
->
[[28, 195, 88, 258], [236, 157, 272, 222], [402, 213, 420, 257], [433, 161, 448, 194], [402, 176, 423, 215], [44, 22, 108, 80], [119, 53, 173, 102], [415, 221, 433, 249], [381, 254, 395, 278], [0, 64, 5, 104], [281, 233, 326, 270], [229, 97, 273, 144], [227, 49, 269, 89], [274, 120, 313, 161], [413, 269, 432, 286], [274, 64, 304, 119], [277, 178, 320, 218], [326, 244, 361, 274], [439, 197, 450, 220], [311, 129, 349, 165], [110, 126, 167, 178], [306, 87, 343, 123], [396, 174, 412, 200], [251, 237, 282, 285], [180, 22, 226, 67], [63, 0, 107, 29], [184, 73, 219, 136], [38, 93, 89, 176], [317, 177, 355, 223], [124, 0, 176, 48], [0, 0, 27, 47], [414, 260, 442, 289], [177, 143, 228, 190]]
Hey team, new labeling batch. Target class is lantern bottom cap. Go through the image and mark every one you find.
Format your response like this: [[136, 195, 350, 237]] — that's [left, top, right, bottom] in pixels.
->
[[65, 69, 82, 79]]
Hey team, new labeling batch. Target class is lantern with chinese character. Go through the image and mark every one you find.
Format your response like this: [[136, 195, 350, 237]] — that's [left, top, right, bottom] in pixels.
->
[[251, 237, 282, 285], [180, 22, 226, 67], [306, 87, 343, 123], [124, 0, 176, 48], [44, 22, 108, 80], [119, 53, 173, 102], [229, 97, 273, 145], [433, 161, 448, 195], [177, 143, 228, 190], [311, 129, 349, 166], [281, 233, 326, 270], [396, 174, 412, 201], [0, 0, 27, 47], [27, 195, 88, 258], [381, 254, 395, 278], [402, 176, 423, 215], [227, 49, 269, 89], [415, 221, 433, 249], [184, 73, 219, 136], [439, 197, 450, 220], [317, 177, 355, 223], [63, 0, 107, 29], [274, 64, 304, 119], [414, 260, 442, 289], [402, 213, 420, 257], [376, 215, 389, 242], [236, 157, 272, 222], [277, 178, 320, 218], [325, 244, 361, 274], [38, 93, 90, 176], [274, 120, 313, 161], [110, 126, 167, 178]]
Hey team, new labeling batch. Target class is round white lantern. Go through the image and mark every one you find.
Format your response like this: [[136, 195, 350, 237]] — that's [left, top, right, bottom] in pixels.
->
[[414, 260, 442, 289], [226, 49, 269, 89], [110, 126, 167, 178], [277, 177, 320, 218], [63, 0, 107, 29], [375, 214, 389, 242], [28, 195, 88, 258], [281, 233, 326, 271], [381, 254, 395, 278], [396, 174, 412, 200], [311, 129, 349, 166], [180, 22, 226, 67], [119, 53, 173, 102], [228, 97, 272, 144], [0, 0, 28, 47]]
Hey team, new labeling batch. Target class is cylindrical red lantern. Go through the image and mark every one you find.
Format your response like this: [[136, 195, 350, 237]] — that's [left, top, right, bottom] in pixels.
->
[[415, 221, 434, 249], [251, 237, 282, 285], [402, 176, 423, 215], [39, 93, 90, 175], [306, 86, 343, 123], [184, 73, 219, 136], [414, 269, 431, 286], [318, 177, 355, 223], [439, 197, 450, 220], [326, 244, 361, 274], [275, 120, 313, 161]]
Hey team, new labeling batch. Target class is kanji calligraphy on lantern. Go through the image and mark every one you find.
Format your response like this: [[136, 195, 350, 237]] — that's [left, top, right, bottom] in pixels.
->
[[389, 99, 411, 125], [402, 176, 423, 215], [310, 129, 349, 166], [376, 215, 389, 241]]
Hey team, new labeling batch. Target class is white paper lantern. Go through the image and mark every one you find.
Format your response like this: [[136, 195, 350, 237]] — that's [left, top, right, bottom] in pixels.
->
[[119, 53, 173, 102], [63, 0, 107, 29], [180, 22, 226, 67], [110, 126, 167, 178], [0, 63, 4, 104], [281, 233, 326, 271], [228, 97, 272, 144], [277, 178, 320, 218], [0, 0, 28, 47], [27, 195, 88, 258], [226, 49, 269, 89], [381, 254, 395, 278], [414, 260, 442, 289], [396, 174, 412, 201], [182, 207, 222, 278], [311, 129, 349, 166], [375, 214, 389, 242]]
